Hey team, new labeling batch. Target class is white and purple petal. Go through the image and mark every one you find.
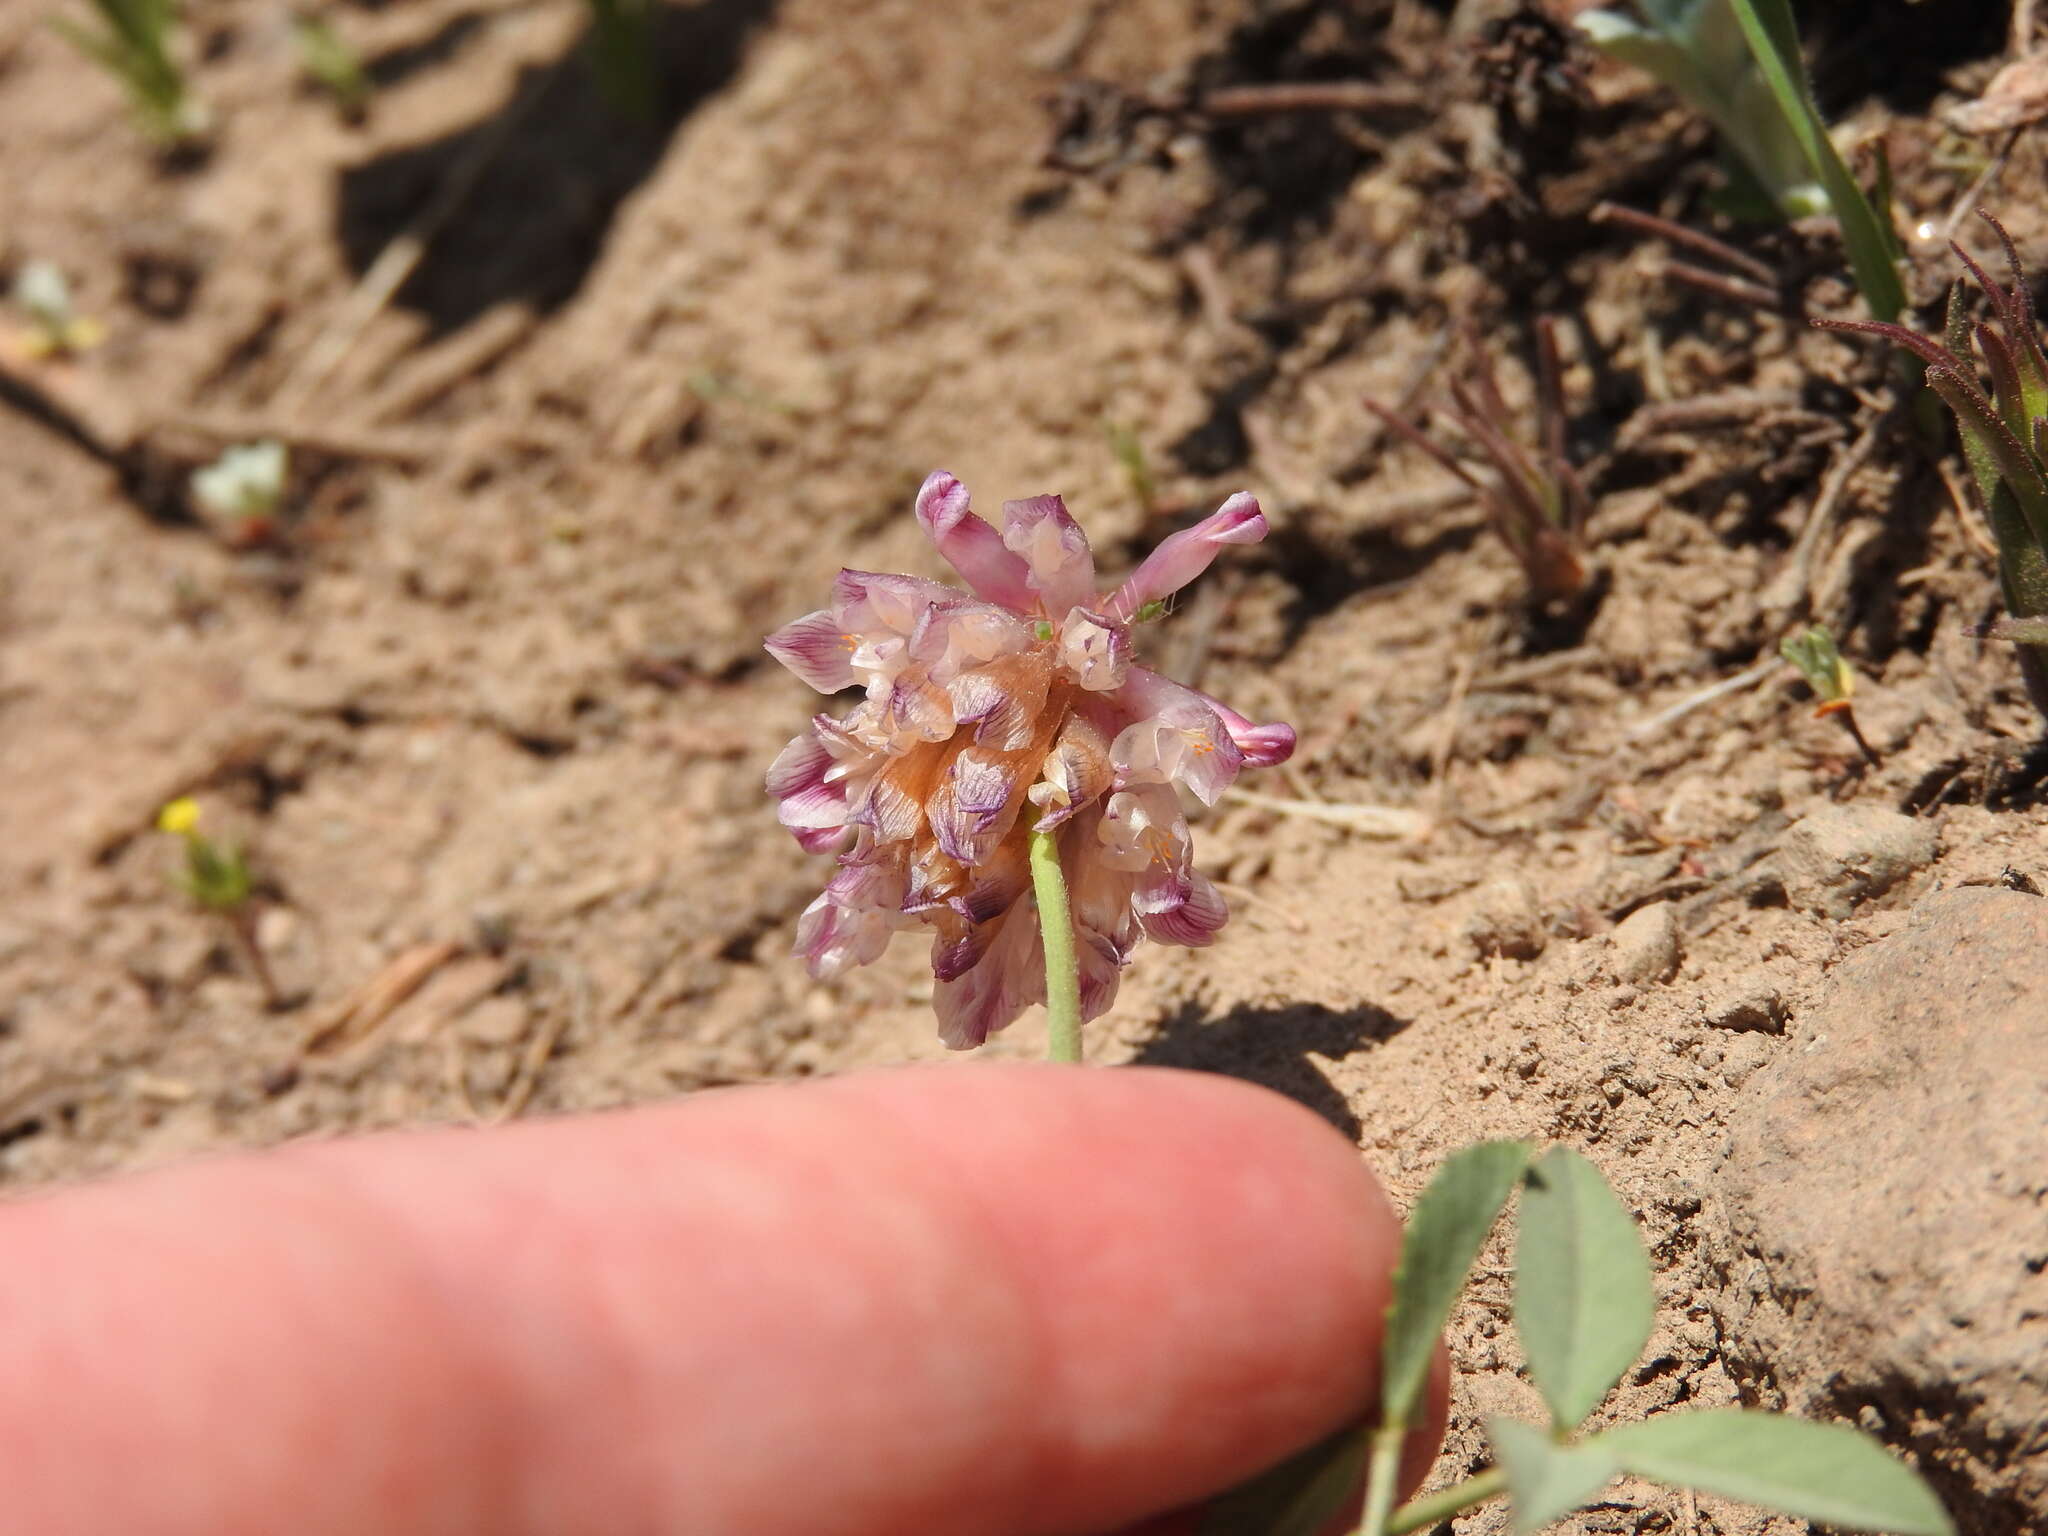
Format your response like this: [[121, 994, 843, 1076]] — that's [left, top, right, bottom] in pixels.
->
[[794, 862, 909, 979], [932, 900, 1045, 1050], [908, 600, 1034, 681], [1075, 931, 1125, 1022], [930, 749, 1025, 864], [1057, 607, 1130, 693], [1001, 494, 1096, 616], [763, 610, 859, 693], [765, 733, 831, 799], [831, 569, 959, 636], [880, 671, 956, 745], [1108, 668, 1245, 805], [1027, 713, 1113, 830], [1139, 871, 1229, 948]]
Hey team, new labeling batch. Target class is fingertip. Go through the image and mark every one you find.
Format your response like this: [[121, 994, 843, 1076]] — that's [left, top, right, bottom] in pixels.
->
[[0, 1061, 1422, 1536]]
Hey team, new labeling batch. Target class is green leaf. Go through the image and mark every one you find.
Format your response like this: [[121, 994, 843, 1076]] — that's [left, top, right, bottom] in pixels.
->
[[1381, 1141, 1532, 1429], [1513, 1147, 1655, 1431], [1779, 624, 1852, 704], [1197, 1422, 1369, 1536], [1602, 1409, 1953, 1536], [1488, 1417, 1621, 1535], [1726, 0, 1905, 322]]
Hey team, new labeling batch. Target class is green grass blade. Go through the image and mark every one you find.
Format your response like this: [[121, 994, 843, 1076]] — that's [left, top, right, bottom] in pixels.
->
[[1513, 1148, 1654, 1431], [1726, 0, 1904, 322], [1976, 213, 2048, 414], [1601, 1410, 1952, 1536], [1927, 371, 2048, 546], [1380, 1141, 1532, 1429]]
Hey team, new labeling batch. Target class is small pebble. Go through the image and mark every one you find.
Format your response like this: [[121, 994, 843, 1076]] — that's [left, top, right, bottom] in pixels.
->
[[1704, 980, 1788, 1034], [1610, 900, 1681, 984]]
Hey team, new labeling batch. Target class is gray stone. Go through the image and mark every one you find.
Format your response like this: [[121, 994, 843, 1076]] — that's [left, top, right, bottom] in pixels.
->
[[1700, 887, 2048, 1528], [1461, 877, 1546, 961], [1778, 805, 1939, 918], [1701, 978, 1786, 1033], [1609, 900, 1681, 984]]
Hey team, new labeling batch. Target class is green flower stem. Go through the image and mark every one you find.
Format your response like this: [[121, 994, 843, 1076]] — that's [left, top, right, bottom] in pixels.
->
[[1384, 1468, 1508, 1536], [1028, 824, 1083, 1063], [1356, 1424, 1407, 1536]]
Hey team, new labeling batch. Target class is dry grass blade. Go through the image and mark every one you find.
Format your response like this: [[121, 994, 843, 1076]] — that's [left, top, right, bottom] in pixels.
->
[[1221, 786, 1430, 839], [300, 940, 464, 1056], [1591, 201, 1780, 286], [1626, 657, 1784, 740]]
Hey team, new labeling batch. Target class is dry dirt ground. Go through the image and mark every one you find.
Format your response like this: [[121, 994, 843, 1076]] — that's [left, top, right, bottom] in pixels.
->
[[2, 0, 2045, 1531]]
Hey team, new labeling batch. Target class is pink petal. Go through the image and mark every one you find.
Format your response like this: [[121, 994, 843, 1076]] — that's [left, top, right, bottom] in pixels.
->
[[1199, 693, 1297, 768], [764, 610, 859, 693], [1001, 494, 1096, 616], [914, 471, 1035, 611], [1132, 855, 1193, 917], [770, 733, 854, 850], [791, 823, 852, 855], [1104, 492, 1266, 621], [1140, 872, 1229, 948]]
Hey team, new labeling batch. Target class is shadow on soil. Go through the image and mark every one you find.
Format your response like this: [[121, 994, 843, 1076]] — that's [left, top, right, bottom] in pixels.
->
[[1130, 998, 1412, 1140], [338, 0, 776, 335]]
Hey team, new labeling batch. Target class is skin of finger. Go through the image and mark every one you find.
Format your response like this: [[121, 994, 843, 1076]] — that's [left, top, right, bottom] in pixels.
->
[[0, 1063, 1425, 1536]]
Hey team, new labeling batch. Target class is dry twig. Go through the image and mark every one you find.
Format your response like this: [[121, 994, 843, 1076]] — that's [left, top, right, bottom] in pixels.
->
[[271, 67, 557, 421], [1764, 407, 1891, 619]]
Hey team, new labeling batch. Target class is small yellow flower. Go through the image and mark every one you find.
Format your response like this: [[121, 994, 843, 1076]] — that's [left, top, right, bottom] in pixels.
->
[[157, 797, 202, 836]]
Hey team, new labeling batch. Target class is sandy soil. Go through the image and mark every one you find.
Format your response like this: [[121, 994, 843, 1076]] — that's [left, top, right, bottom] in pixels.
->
[[1, 0, 2044, 1530]]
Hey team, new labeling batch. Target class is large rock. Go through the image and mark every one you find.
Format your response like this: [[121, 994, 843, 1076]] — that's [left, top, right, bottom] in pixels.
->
[[1701, 887, 2048, 1532]]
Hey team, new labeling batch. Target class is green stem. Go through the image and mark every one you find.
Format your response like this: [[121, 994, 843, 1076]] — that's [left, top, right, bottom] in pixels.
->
[[1384, 1468, 1508, 1536], [1028, 824, 1083, 1063], [1356, 1424, 1407, 1536]]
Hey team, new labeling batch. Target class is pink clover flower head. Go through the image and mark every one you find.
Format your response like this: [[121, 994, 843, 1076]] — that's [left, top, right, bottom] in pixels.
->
[[765, 471, 1295, 1050]]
